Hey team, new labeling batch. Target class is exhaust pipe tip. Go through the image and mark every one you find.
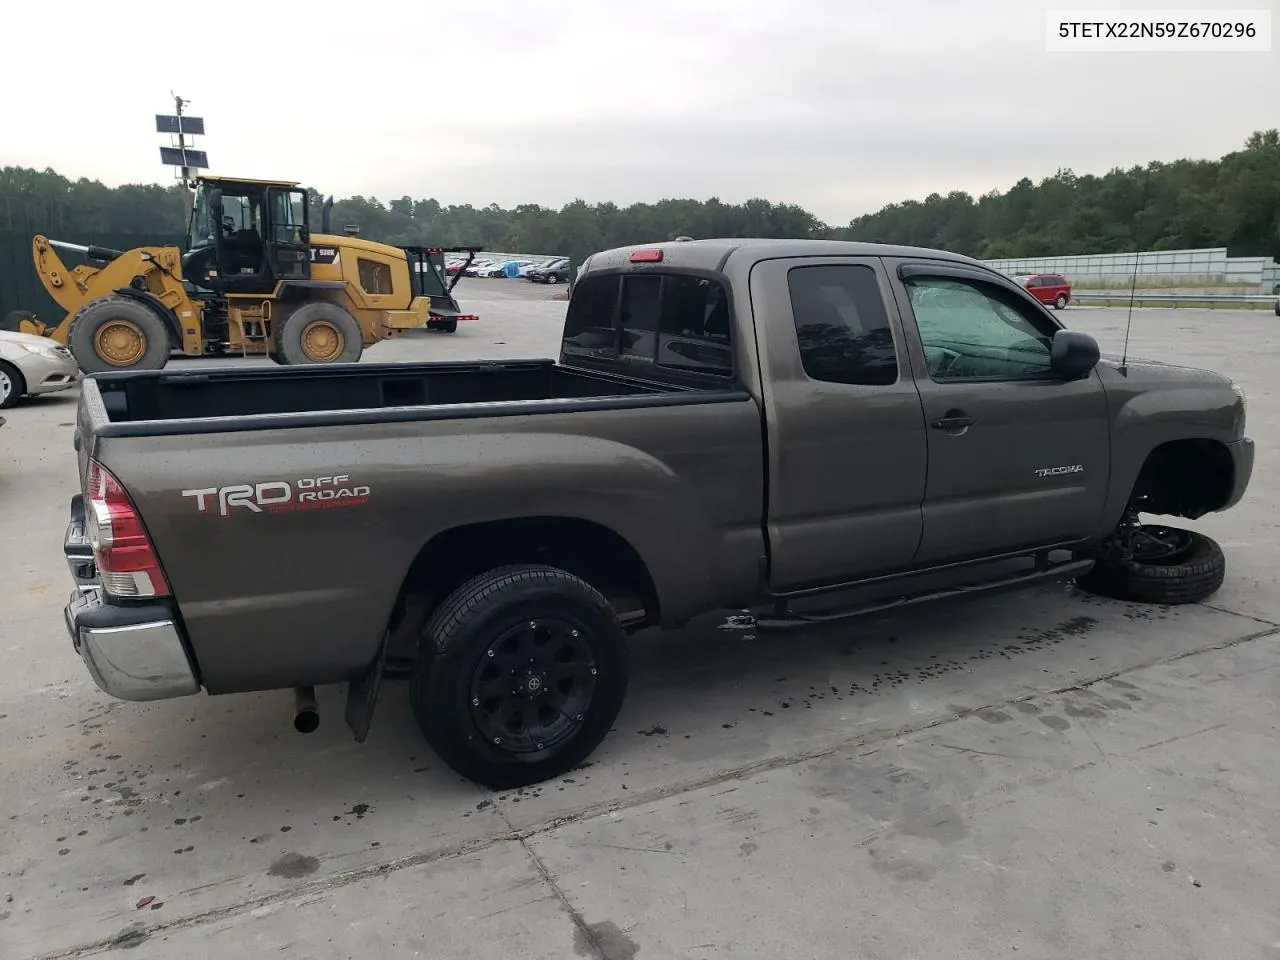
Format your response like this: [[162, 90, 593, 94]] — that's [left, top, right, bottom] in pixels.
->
[[293, 686, 319, 734]]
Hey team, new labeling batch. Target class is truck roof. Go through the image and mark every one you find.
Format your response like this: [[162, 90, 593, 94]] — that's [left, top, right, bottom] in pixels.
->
[[581, 237, 989, 274]]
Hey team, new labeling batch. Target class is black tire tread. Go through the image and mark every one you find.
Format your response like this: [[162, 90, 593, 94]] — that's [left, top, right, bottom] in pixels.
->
[[411, 564, 628, 790], [1076, 528, 1225, 605]]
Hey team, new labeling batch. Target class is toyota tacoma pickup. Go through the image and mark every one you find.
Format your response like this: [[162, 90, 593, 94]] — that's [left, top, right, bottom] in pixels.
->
[[60, 238, 1254, 788]]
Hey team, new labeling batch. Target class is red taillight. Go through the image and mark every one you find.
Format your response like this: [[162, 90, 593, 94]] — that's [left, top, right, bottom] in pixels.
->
[[85, 459, 170, 599], [630, 248, 663, 263]]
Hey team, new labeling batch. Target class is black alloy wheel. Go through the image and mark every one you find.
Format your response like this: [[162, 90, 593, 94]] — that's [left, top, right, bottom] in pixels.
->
[[410, 565, 629, 789]]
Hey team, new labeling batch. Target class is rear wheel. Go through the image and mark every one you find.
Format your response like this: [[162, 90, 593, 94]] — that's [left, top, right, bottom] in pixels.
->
[[272, 302, 363, 365], [0, 361, 26, 408], [67, 296, 171, 374], [410, 564, 629, 790], [430, 319, 458, 334], [1054, 293, 1069, 309], [1075, 523, 1225, 604]]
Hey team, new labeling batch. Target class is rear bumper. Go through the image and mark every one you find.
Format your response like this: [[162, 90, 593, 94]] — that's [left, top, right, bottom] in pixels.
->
[[1222, 437, 1255, 511], [62, 496, 199, 701]]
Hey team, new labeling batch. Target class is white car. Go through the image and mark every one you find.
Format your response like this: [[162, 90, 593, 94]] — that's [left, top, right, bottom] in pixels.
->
[[0, 330, 80, 408]]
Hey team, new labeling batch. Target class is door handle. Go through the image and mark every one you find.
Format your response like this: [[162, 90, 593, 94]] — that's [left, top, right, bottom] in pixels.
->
[[931, 414, 974, 430]]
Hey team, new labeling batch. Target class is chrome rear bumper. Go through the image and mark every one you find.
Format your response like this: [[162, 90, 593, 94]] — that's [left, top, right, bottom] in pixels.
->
[[62, 495, 199, 702]]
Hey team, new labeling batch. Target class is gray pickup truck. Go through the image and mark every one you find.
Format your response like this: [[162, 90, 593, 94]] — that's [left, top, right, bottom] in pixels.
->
[[61, 238, 1254, 788]]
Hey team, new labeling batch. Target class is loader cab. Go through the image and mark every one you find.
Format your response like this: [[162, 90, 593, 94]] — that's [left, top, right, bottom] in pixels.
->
[[184, 177, 311, 295]]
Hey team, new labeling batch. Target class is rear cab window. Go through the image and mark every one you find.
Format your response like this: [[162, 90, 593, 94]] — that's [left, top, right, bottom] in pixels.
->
[[562, 270, 734, 381]]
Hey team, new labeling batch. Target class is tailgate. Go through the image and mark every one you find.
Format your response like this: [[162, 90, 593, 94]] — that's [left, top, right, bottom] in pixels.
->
[[72, 376, 110, 491]]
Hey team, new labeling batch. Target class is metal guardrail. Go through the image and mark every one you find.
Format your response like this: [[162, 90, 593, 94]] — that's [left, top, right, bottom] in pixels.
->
[[1071, 293, 1280, 313]]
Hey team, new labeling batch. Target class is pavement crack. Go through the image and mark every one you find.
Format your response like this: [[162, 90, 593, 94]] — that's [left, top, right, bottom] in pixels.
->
[[1196, 601, 1279, 628], [497, 804, 611, 960], [1130, 722, 1228, 754]]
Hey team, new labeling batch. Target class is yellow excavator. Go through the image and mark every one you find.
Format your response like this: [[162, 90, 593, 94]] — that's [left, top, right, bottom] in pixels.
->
[[17, 175, 481, 373]]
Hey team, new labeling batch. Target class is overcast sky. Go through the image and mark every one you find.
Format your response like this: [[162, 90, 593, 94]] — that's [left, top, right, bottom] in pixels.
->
[[2, 0, 1275, 224]]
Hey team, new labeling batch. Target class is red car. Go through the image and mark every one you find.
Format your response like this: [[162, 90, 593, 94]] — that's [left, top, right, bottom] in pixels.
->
[[1013, 273, 1072, 309]]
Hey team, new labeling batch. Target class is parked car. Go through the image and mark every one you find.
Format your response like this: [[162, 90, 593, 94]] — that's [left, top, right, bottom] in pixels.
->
[[60, 238, 1253, 790], [526, 257, 571, 284], [484, 260, 532, 278], [0, 329, 79, 408], [1013, 273, 1072, 309]]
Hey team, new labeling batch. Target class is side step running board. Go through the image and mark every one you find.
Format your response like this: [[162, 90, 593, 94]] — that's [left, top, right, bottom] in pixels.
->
[[743, 557, 1095, 634]]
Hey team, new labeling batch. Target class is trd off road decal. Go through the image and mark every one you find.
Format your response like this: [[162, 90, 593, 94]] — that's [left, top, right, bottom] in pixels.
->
[[181, 475, 371, 517]]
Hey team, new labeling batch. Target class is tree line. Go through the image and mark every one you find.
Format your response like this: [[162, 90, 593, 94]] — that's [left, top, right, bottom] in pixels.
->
[[1, 129, 1275, 267]]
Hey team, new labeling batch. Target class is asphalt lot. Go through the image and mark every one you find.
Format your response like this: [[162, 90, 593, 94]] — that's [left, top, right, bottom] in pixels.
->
[[1, 295, 1277, 960]]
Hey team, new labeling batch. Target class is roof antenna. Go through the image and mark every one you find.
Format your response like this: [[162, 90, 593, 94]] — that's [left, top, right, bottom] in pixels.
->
[[1119, 166, 1153, 375]]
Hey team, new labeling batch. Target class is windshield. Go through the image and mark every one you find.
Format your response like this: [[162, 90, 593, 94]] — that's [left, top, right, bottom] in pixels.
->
[[188, 183, 213, 249]]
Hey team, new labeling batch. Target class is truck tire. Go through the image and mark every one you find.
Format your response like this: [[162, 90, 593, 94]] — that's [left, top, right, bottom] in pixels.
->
[[2, 309, 34, 332], [272, 302, 363, 365], [1075, 525, 1225, 605], [67, 296, 171, 374], [410, 564, 629, 790], [0, 360, 26, 408]]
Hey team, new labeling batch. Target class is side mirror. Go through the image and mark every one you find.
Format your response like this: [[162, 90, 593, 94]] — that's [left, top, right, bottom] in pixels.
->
[[1050, 329, 1099, 379]]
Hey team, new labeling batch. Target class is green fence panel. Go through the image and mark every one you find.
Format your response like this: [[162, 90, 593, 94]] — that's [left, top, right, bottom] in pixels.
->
[[0, 230, 184, 329]]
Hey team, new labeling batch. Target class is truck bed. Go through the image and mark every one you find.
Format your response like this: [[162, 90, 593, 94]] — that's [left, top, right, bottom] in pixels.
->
[[85, 359, 716, 435]]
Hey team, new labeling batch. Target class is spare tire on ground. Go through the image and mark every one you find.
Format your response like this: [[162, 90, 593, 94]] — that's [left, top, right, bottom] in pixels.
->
[[1074, 524, 1225, 605]]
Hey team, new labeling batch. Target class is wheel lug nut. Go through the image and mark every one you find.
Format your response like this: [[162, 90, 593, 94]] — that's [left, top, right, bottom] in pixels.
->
[[471, 698, 479, 706], [487, 650, 495, 658], [590, 668, 597, 676], [528, 621, 537, 629], [575, 714, 583, 721], [570, 629, 579, 637], [493, 737, 501, 744]]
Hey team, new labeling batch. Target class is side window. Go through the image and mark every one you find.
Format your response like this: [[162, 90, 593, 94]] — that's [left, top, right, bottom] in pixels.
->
[[357, 258, 394, 295], [904, 276, 1055, 381], [787, 264, 898, 386], [619, 276, 661, 362], [270, 190, 307, 244], [657, 276, 732, 377], [562, 274, 619, 358]]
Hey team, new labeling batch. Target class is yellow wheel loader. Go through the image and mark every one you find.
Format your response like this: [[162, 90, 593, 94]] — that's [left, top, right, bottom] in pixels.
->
[[20, 176, 482, 373]]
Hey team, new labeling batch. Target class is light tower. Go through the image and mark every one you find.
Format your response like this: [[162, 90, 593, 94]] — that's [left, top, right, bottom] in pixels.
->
[[156, 93, 209, 217]]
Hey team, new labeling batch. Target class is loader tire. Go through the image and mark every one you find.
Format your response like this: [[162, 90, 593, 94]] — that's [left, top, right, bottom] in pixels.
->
[[272, 302, 363, 365], [2, 309, 35, 332], [67, 296, 171, 374]]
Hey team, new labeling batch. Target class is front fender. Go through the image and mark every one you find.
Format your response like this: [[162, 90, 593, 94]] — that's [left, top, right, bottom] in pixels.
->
[[1096, 360, 1245, 534]]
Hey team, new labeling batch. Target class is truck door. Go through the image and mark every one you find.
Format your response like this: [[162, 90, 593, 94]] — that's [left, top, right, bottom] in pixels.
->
[[266, 187, 311, 282], [748, 256, 929, 591], [887, 260, 1110, 564]]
